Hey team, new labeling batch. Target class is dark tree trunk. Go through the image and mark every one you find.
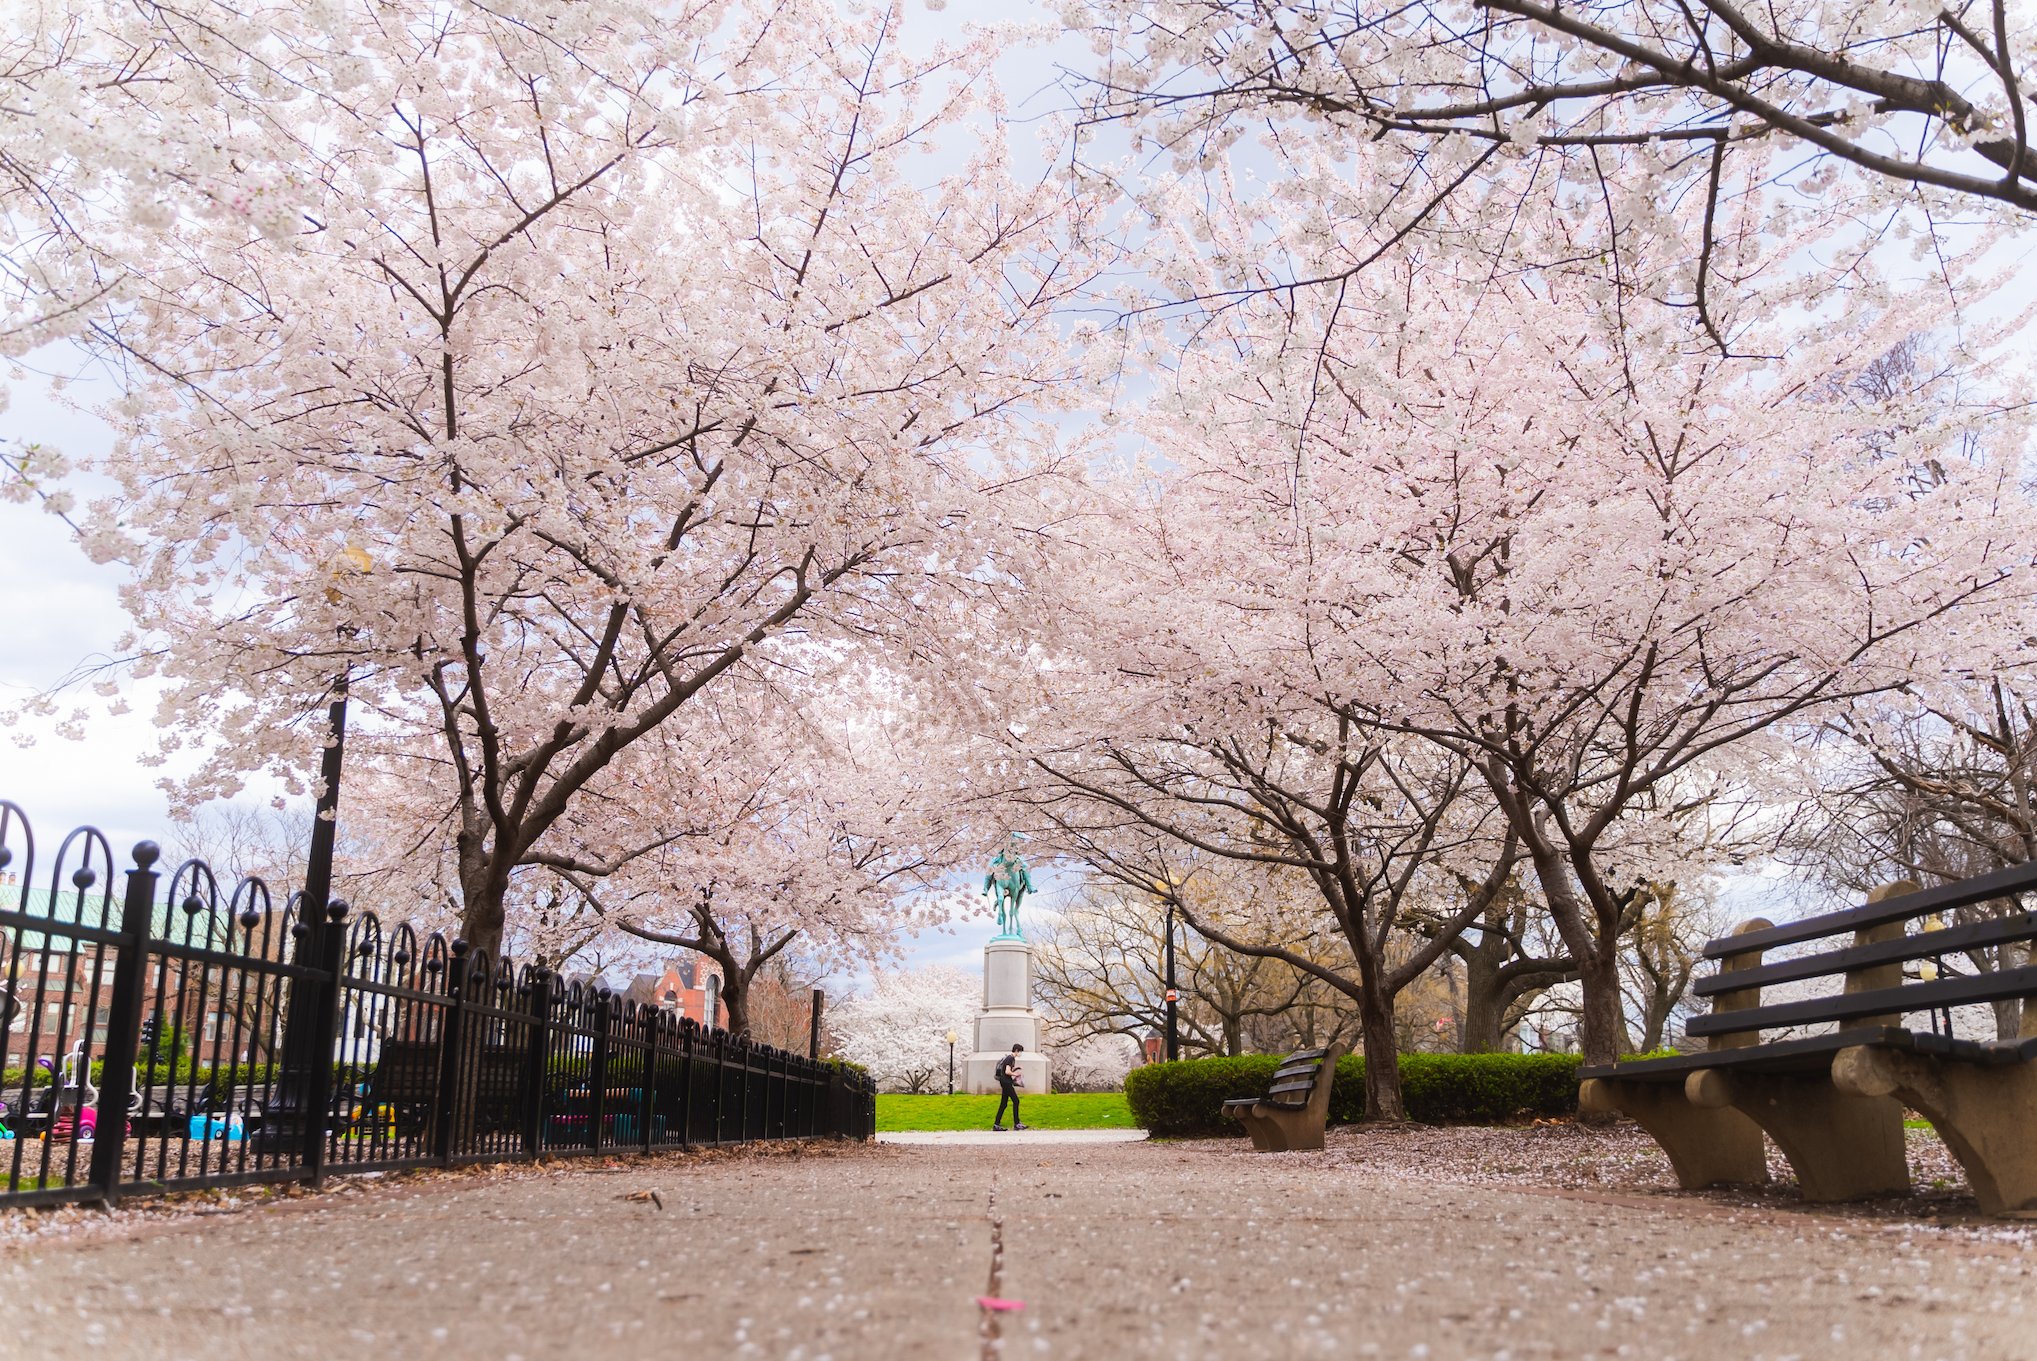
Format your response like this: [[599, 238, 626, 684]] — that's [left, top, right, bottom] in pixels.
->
[[1638, 992, 1674, 1053], [1358, 990, 1405, 1121], [460, 882, 507, 961], [1454, 922, 1517, 1053], [718, 970, 751, 1038], [1576, 947, 1628, 1065], [1459, 972, 1507, 1054], [1511, 821, 1624, 1066]]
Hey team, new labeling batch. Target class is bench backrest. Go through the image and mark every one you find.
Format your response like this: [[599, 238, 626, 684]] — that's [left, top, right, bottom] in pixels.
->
[[1263, 1048, 1335, 1107], [366, 1039, 441, 1102], [1685, 864, 2037, 1045]]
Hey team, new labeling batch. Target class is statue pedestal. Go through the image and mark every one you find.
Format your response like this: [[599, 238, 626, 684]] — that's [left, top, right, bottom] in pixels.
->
[[963, 936, 1050, 1095]]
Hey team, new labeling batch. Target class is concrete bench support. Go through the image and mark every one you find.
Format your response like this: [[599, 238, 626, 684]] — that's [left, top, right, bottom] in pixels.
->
[[1835, 1046, 2037, 1217], [1686, 1068, 1909, 1202], [1578, 1077, 1767, 1188]]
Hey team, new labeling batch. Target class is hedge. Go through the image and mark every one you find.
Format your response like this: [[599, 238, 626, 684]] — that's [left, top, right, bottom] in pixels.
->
[[1122, 1052, 1583, 1137], [1, 1059, 279, 1096]]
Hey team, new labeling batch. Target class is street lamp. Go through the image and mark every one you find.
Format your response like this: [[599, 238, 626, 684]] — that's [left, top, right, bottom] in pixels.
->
[[260, 543, 367, 1159], [1163, 896, 1179, 1063], [944, 1030, 958, 1096], [1146, 874, 1183, 1062]]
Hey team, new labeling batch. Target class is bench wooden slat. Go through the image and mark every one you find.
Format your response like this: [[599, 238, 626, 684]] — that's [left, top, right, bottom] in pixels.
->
[[1583, 1025, 2029, 1083], [1693, 910, 2037, 998], [1685, 963, 2037, 1038], [1702, 860, 2037, 959]]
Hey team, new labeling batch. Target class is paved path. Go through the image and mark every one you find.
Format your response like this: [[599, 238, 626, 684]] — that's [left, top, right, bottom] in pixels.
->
[[2, 1137, 2032, 1360], [877, 1129, 1146, 1145]]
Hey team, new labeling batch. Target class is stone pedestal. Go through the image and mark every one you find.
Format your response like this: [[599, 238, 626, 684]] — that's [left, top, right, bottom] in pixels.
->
[[962, 936, 1050, 1095]]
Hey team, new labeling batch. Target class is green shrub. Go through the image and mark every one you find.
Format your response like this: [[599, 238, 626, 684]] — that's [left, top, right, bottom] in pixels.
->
[[1123, 1055, 1281, 1136], [1395, 1053, 1581, 1124], [1124, 1051, 1583, 1137]]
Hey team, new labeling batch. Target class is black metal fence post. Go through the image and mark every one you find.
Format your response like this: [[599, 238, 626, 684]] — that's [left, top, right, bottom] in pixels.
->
[[521, 968, 551, 1157], [774, 1051, 788, 1139], [711, 1032, 726, 1148], [433, 942, 469, 1165], [301, 898, 349, 1185], [588, 994, 610, 1153], [638, 1015, 657, 1154], [680, 1018, 696, 1149], [739, 1038, 753, 1140], [87, 842, 160, 1205]]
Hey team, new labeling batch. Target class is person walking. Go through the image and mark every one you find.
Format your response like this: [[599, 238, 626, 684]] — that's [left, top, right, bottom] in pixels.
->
[[991, 1043, 1028, 1131]]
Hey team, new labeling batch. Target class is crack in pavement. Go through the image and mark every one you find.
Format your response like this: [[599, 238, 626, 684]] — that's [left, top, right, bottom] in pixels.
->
[[978, 1183, 1007, 1361]]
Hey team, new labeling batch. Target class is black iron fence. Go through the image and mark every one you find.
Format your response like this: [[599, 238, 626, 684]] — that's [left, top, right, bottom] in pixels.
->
[[0, 805, 875, 1209]]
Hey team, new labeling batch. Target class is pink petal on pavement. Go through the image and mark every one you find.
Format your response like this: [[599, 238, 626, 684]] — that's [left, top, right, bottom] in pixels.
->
[[975, 1297, 1026, 1312]]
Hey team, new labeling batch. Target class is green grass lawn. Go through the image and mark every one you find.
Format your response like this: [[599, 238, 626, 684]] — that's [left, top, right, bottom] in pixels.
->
[[876, 1092, 1133, 1132]]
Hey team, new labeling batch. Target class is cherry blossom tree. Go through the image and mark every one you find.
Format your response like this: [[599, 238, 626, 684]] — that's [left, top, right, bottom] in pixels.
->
[[832, 963, 980, 1093], [0, 2, 303, 338], [1065, 1, 2037, 343], [344, 664, 984, 1033], [1033, 872, 1360, 1058], [1, 1, 307, 503], [1085, 198, 2031, 1066], [52, 0, 1100, 956], [1026, 716, 1519, 1117], [1076, 1, 2037, 204]]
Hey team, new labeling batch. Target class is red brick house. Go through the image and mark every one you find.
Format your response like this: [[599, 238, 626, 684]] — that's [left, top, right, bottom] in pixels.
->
[[620, 955, 725, 1028]]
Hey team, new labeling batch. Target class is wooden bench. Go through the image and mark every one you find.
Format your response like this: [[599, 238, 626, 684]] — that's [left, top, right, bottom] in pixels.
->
[[351, 1040, 439, 1139], [1579, 867, 2037, 1214], [1221, 1045, 1345, 1152], [348, 1039, 527, 1142]]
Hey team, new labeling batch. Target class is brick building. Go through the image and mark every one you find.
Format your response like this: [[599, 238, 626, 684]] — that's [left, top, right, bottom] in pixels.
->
[[619, 955, 725, 1029]]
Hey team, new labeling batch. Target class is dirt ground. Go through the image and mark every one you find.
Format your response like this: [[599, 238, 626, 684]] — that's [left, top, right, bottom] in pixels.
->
[[1, 1125, 2031, 1361]]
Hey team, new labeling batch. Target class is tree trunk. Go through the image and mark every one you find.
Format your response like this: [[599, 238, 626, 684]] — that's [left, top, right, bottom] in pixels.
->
[[455, 819, 509, 960], [1513, 824, 1624, 1066], [1576, 947, 1628, 1065], [1221, 1013, 1242, 1057], [1638, 990, 1673, 1054], [1454, 926, 1515, 1053], [1358, 991, 1405, 1121], [717, 966, 752, 1038], [1459, 972, 1507, 1054]]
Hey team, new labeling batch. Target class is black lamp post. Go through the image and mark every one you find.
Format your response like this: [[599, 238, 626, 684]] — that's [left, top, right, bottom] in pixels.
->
[[1164, 897, 1179, 1062], [945, 1029, 958, 1095], [258, 678, 350, 1160]]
